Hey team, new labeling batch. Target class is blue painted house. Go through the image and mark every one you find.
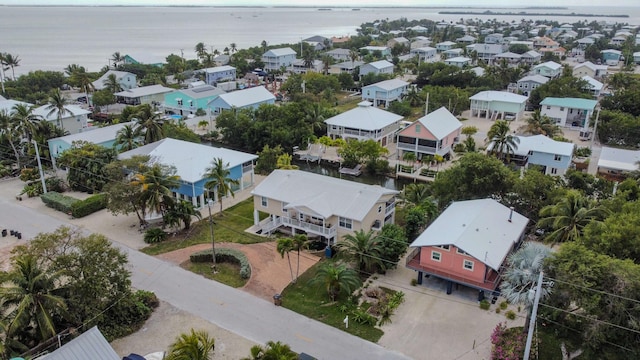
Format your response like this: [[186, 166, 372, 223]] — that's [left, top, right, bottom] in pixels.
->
[[118, 138, 257, 209], [488, 135, 575, 176], [361, 79, 409, 108], [202, 65, 236, 85], [207, 86, 276, 114], [163, 85, 225, 116], [601, 49, 622, 65]]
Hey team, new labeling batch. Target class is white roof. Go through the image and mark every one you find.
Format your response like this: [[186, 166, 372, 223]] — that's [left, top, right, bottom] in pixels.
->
[[251, 170, 398, 221], [410, 46, 437, 53], [360, 46, 389, 51], [469, 67, 485, 77], [497, 135, 575, 157], [178, 85, 225, 100], [91, 70, 135, 90], [0, 99, 32, 114], [581, 75, 603, 90], [445, 56, 471, 63], [263, 47, 296, 57], [534, 61, 562, 71], [574, 61, 608, 71], [49, 121, 135, 145], [518, 74, 550, 84], [202, 65, 236, 73], [365, 60, 393, 69], [602, 49, 622, 55], [118, 138, 257, 183], [324, 102, 403, 131], [40, 326, 119, 360], [598, 146, 640, 172], [209, 86, 275, 108], [494, 52, 522, 59], [363, 79, 409, 91], [114, 84, 174, 98], [470, 91, 527, 104], [410, 199, 529, 271], [437, 41, 456, 46], [415, 107, 462, 139], [33, 104, 91, 122], [521, 50, 541, 58]]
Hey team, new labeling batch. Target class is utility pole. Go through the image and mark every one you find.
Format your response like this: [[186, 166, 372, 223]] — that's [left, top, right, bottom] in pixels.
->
[[207, 199, 217, 273], [591, 106, 601, 147], [523, 271, 544, 360]]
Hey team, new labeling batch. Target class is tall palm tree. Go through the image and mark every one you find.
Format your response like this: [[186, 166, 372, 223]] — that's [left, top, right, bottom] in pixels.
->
[[114, 124, 142, 151], [349, 49, 359, 69], [0, 52, 7, 93], [166, 329, 215, 360], [243, 341, 297, 360], [0, 255, 68, 346], [537, 190, 609, 245], [523, 110, 560, 137], [276, 237, 295, 283], [131, 163, 180, 222], [132, 103, 165, 144], [291, 234, 307, 281], [64, 63, 85, 78], [230, 42, 237, 53], [321, 55, 332, 75], [335, 229, 384, 274], [309, 262, 361, 301], [103, 73, 122, 94], [111, 52, 124, 68], [70, 67, 95, 105], [203, 158, 240, 215], [260, 40, 268, 52], [500, 242, 553, 333], [303, 103, 327, 135], [404, 87, 423, 107], [194, 42, 207, 59], [3, 53, 20, 80], [400, 183, 431, 207], [45, 89, 74, 132], [10, 103, 41, 141], [0, 109, 21, 169], [487, 120, 519, 161]]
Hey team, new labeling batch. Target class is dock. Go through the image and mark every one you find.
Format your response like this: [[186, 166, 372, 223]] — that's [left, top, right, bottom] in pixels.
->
[[339, 164, 362, 176]]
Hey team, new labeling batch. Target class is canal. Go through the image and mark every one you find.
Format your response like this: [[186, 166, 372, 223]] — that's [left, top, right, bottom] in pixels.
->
[[295, 161, 412, 191]]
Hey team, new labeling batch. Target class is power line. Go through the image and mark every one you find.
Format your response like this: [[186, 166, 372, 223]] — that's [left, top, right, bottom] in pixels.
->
[[537, 303, 640, 335], [543, 275, 640, 306]]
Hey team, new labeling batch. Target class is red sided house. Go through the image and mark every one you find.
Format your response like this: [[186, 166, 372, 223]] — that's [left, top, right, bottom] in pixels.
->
[[406, 199, 529, 298], [396, 106, 462, 161]]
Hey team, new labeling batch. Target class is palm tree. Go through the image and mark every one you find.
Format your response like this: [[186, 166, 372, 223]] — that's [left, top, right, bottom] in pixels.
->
[[302, 49, 315, 69], [303, 103, 327, 135], [402, 151, 417, 167], [133, 103, 165, 144], [291, 234, 307, 281], [0, 52, 7, 93], [103, 73, 122, 94], [0, 255, 68, 346], [487, 120, 519, 161], [404, 87, 424, 107], [276, 237, 295, 283], [194, 42, 207, 59], [0, 109, 21, 169], [400, 183, 430, 207], [201, 53, 216, 68], [111, 52, 124, 68], [260, 40, 268, 52], [11, 103, 41, 141], [203, 157, 240, 215], [3, 53, 20, 80], [243, 341, 297, 360], [309, 262, 361, 301], [114, 124, 142, 151], [64, 63, 85, 78], [321, 55, 332, 75], [70, 67, 95, 105], [500, 242, 553, 333], [169, 201, 201, 230], [45, 89, 74, 132], [349, 49, 359, 69], [537, 190, 609, 245], [522, 110, 560, 137], [166, 329, 215, 360], [230, 42, 237, 53], [131, 163, 180, 222], [335, 229, 384, 274]]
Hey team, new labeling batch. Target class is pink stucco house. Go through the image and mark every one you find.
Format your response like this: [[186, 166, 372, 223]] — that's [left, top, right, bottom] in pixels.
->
[[406, 199, 529, 297], [396, 106, 462, 161]]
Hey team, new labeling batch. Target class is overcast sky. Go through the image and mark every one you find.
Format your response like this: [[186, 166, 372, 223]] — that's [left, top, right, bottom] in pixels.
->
[[1, 0, 639, 7]]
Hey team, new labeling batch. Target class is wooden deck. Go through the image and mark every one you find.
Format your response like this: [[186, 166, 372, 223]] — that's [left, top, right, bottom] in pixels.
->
[[339, 164, 362, 176]]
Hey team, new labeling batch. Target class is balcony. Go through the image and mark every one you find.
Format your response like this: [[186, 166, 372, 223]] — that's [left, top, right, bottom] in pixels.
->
[[282, 217, 337, 238], [397, 142, 438, 154], [385, 200, 396, 214]]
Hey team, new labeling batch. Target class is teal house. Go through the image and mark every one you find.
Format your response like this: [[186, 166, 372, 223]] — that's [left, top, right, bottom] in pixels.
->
[[163, 85, 225, 116], [47, 122, 135, 169], [601, 49, 622, 66], [123, 54, 165, 67]]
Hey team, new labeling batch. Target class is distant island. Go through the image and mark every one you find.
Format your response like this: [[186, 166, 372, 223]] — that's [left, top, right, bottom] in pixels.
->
[[439, 10, 629, 18]]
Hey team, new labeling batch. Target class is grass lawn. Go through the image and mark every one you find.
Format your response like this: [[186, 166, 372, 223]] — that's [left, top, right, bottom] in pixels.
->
[[280, 261, 384, 343], [334, 96, 361, 113], [141, 199, 269, 255], [181, 261, 247, 288]]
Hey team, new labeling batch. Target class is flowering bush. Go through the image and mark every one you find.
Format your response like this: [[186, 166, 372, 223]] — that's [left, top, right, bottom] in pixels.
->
[[490, 322, 526, 360]]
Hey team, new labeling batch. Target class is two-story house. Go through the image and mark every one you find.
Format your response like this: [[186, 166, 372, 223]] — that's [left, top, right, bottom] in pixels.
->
[[114, 84, 175, 106], [359, 60, 394, 79], [396, 107, 462, 160], [487, 134, 575, 176], [469, 91, 527, 121], [91, 70, 137, 91], [361, 79, 409, 108], [202, 65, 236, 85], [540, 97, 598, 131], [325, 101, 403, 146], [262, 48, 297, 72], [163, 85, 225, 116], [573, 61, 608, 79], [516, 75, 549, 97], [532, 61, 562, 78]]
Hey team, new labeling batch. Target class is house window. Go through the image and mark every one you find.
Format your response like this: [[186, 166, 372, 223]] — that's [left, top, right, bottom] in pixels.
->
[[378, 206, 382, 213], [177, 99, 183, 106], [554, 154, 561, 161], [436, 245, 450, 251], [546, 106, 550, 110], [261, 196, 268, 207], [282, 202, 288, 213], [457, 248, 468, 256], [463, 260, 474, 271], [560, 107, 564, 111], [551, 168, 558, 174], [339, 217, 352, 229], [527, 150, 533, 156], [431, 251, 441, 262], [415, 124, 421, 133]]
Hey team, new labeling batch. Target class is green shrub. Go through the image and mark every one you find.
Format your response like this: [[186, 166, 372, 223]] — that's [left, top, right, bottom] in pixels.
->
[[495, 308, 501, 314], [19, 168, 39, 182], [574, 146, 592, 157], [144, 228, 168, 244], [500, 301, 508, 310], [453, 143, 466, 153], [479, 299, 490, 310], [41, 191, 79, 214], [410, 278, 417, 286], [190, 248, 251, 279], [71, 193, 107, 218], [505, 310, 517, 320], [21, 177, 66, 198]]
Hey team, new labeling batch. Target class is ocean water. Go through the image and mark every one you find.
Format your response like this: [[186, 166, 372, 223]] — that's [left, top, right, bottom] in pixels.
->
[[1, 5, 639, 76]]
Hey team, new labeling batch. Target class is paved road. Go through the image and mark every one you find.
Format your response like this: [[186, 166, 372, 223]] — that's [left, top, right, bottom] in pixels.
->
[[0, 194, 410, 360]]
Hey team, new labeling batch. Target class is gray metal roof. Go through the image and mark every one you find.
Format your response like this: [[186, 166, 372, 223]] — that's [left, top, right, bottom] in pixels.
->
[[37, 327, 119, 360], [362, 79, 409, 91], [114, 84, 174, 98], [48, 121, 135, 146], [598, 146, 640, 172], [208, 86, 275, 109], [324, 101, 403, 131], [416, 107, 462, 139]]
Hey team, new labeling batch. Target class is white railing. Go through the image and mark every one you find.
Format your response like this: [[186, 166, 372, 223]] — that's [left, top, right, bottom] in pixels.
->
[[281, 217, 336, 237], [385, 202, 395, 214]]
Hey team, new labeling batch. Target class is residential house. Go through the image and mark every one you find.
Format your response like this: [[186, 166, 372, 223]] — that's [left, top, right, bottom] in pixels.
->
[[532, 61, 562, 78], [163, 85, 224, 116], [325, 48, 352, 61], [290, 59, 323, 74], [516, 75, 549, 96], [485, 33, 504, 44], [581, 75, 604, 97], [469, 91, 527, 121], [610, 36, 627, 46], [456, 35, 476, 44], [361, 79, 409, 108], [47, 121, 135, 168], [435, 41, 456, 52], [303, 35, 332, 50], [328, 60, 364, 75], [114, 84, 174, 106], [325, 101, 403, 146], [493, 52, 522, 65], [444, 56, 472, 68], [33, 104, 91, 134], [469, 66, 485, 77], [360, 46, 391, 57], [396, 106, 462, 160], [573, 61, 608, 79], [540, 97, 598, 130], [214, 54, 231, 66], [359, 60, 394, 79], [91, 70, 137, 91], [201, 65, 236, 85], [575, 37, 595, 50], [442, 48, 463, 59], [262, 48, 297, 72], [410, 25, 429, 33], [410, 47, 438, 62], [0, 98, 30, 114], [123, 54, 164, 67], [597, 146, 640, 179], [406, 199, 528, 295], [559, 23, 574, 31], [207, 86, 275, 114], [538, 46, 566, 58], [508, 40, 534, 49], [41, 326, 120, 360], [387, 37, 410, 48], [118, 138, 257, 209], [533, 36, 559, 49], [487, 135, 575, 176], [435, 22, 450, 30], [411, 36, 431, 49], [520, 50, 542, 65], [468, 43, 505, 63], [601, 49, 622, 66], [251, 170, 399, 244], [634, 52, 640, 64]]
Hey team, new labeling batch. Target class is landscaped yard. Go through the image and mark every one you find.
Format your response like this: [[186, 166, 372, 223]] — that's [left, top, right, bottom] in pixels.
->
[[141, 199, 269, 255], [181, 261, 247, 288]]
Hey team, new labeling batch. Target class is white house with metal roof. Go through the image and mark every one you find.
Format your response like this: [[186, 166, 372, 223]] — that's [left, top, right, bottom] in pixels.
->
[[201, 65, 236, 85], [91, 70, 137, 91], [581, 75, 604, 97], [487, 135, 575, 176], [33, 104, 91, 134], [396, 107, 462, 160], [118, 138, 257, 209], [38, 326, 120, 360], [516, 74, 549, 96], [444, 56, 471, 68], [573, 61, 608, 79], [597, 146, 640, 178], [469, 91, 527, 121], [206, 86, 275, 114], [493, 52, 522, 65], [359, 46, 391, 57], [540, 97, 598, 130], [261, 47, 297, 72], [435, 41, 456, 52], [361, 79, 409, 108], [251, 170, 399, 244], [358, 60, 394, 79], [325, 101, 403, 146], [520, 50, 542, 65], [325, 48, 352, 61], [407, 199, 528, 295], [410, 47, 437, 62], [532, 61, 562, 78], [0, 98, 31, 114], [114, 84, 174, 105], [328, 60, 365, 75]]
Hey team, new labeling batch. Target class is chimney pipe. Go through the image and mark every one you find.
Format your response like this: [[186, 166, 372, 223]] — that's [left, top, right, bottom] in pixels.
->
[[508, 207, 514, 222]]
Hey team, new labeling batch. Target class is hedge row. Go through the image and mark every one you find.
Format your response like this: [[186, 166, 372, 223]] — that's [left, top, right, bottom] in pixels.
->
[[41, 191, 79, 214], [71, 193, 107, 218], [190, 248, 251, 279]]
